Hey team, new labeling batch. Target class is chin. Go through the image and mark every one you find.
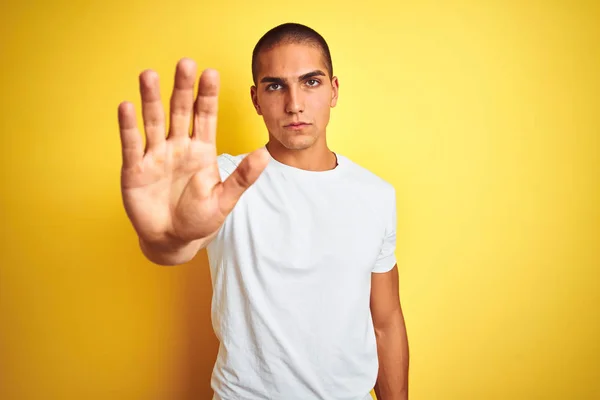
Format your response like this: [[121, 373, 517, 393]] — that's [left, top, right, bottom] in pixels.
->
[[280, 135, 317, 151]]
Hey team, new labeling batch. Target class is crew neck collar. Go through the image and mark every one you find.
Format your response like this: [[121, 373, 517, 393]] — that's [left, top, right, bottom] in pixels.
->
[[263, 145, 345, 179]]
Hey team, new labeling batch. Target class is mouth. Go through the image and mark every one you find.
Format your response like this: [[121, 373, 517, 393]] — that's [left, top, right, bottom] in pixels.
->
[[284, 122, 311, 130]]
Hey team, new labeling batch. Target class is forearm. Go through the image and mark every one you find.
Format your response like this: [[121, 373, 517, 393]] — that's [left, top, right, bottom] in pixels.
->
[[374, 311, 409, 400]]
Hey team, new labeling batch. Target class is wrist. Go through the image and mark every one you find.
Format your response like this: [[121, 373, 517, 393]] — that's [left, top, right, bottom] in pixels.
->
[[138, 235, 198, 266]]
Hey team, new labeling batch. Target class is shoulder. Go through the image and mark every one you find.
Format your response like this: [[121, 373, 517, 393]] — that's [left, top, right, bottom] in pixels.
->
[[217, 152, 248, 169], [338, 153, 395, 196], [338, 154, 397, 229], [216, 152, 249, 180]]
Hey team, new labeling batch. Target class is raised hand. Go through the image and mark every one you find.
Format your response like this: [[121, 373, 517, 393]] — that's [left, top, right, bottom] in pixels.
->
[[117, 58, 269, 261]]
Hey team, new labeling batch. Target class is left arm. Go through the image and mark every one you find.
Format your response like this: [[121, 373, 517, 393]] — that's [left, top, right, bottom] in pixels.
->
[[371, 264, 409, 400]]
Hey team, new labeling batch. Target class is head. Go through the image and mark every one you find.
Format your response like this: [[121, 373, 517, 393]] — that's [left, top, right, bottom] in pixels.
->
[[250, 23, 339, 151]]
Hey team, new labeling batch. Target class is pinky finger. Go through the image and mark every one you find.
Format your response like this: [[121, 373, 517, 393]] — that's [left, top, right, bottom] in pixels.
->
[[118, 101, 144, 168]]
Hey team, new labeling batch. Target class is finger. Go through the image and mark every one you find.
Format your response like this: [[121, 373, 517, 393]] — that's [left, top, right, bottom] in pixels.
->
[[219, 148, 270, 215], [168, 58, 197, 139], [139, 70, 166, 150], [192, 68, 219, 143], [118, 101, 143, 168]]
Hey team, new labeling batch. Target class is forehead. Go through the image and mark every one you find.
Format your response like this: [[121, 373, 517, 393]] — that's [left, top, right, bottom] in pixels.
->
[[256, 43, 328, 80]]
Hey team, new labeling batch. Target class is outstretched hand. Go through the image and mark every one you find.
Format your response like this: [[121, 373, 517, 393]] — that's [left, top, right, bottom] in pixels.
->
[[118, 58, 269, 247]]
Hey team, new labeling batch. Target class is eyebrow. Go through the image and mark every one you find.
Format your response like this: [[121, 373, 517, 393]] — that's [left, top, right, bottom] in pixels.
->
[[260, 69, 327, 84]]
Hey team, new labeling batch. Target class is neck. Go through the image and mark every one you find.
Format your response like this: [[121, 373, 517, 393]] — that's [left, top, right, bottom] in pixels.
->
[[265, 139, 338, 172]]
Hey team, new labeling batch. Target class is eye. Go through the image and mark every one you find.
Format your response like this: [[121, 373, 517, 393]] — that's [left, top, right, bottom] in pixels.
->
[[306, 79, 320, 87], [267, 83, 282, 91]]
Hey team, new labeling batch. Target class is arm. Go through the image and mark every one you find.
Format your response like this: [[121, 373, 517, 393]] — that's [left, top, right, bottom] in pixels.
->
[[118, 59, 268, 267], [371, 264, 409, 400]]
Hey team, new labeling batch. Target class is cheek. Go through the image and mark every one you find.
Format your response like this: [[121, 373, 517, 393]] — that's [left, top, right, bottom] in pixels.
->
[[263, 105, 280, 123], [311, 95, 332, 119], [261, 106, 285, 132], [258, 100, 278, 120], [261, 97, 280, 113]]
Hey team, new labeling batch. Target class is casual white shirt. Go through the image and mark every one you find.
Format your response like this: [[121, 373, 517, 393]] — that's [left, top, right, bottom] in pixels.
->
[[207, 149, 397, 400]]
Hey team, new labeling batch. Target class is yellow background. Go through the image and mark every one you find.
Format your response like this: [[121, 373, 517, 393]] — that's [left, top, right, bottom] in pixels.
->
[[1, 0, 598, 399]]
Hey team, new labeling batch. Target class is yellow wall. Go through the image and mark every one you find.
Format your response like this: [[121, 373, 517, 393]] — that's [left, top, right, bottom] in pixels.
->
[[1, 1, 598, 399]]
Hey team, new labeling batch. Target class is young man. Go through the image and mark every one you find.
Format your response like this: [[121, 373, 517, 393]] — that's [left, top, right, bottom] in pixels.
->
[[118, 23, 409, 400]]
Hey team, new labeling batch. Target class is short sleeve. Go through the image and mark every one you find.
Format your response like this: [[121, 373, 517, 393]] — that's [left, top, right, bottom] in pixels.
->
[[372, 186, 397, 273]]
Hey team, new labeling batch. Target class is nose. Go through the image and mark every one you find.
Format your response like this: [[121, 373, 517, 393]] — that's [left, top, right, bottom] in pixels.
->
[[285, 85, 304, 114]]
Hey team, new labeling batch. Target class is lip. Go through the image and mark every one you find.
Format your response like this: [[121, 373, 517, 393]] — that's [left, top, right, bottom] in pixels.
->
[[284, 122, 311, 130]]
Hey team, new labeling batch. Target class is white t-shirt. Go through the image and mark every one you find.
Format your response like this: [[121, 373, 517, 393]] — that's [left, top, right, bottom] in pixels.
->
[[206, 149, 397, 400]]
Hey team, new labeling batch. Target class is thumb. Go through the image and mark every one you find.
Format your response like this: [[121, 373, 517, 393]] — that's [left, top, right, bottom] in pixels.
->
[[218, 148, 270, 215]]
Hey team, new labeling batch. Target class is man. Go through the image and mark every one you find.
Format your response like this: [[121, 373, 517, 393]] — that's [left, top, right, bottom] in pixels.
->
[[117, 22, 409, 400]]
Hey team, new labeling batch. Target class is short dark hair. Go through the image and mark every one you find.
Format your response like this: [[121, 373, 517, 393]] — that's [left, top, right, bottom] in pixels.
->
[[251, 22, 333, 85]]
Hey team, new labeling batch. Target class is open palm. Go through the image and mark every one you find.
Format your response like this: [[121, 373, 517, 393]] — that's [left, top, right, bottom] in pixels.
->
[[118, 58, 269, 247]]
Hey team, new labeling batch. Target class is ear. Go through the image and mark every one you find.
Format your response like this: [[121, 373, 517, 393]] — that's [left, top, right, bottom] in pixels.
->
[[250, 85, 262, 115], [330, 76, 339, 108]]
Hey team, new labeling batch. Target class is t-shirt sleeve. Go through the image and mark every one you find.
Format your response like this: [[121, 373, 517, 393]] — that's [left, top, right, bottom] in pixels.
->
[[372, 186, 397, 273]]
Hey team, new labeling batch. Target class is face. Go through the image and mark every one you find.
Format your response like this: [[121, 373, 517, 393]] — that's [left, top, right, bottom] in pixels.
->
[[251, 43, 339, 151]]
